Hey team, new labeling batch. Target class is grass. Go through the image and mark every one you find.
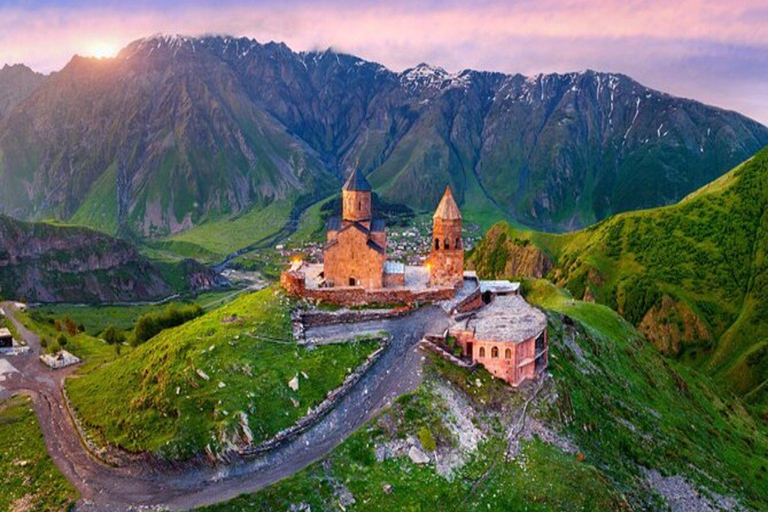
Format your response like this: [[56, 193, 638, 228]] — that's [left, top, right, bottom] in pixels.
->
[[469, 148, 768, 416], [166, 198, 295, 255], [201, 281, 767, 512], [31, 290, 237, 337], [0, 395, 78, 512], [201, 366, 626, 512], [65, 287, 380, 460], [15, 309, 126, 373], [527, 281, 768, 509]]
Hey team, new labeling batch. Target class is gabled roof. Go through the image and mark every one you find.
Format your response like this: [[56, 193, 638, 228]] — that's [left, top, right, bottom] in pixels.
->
[[366, 239, 385, 255], [342, 168, 372, 192], [433, 186, 462, 220], [371, 219, 386, 232]]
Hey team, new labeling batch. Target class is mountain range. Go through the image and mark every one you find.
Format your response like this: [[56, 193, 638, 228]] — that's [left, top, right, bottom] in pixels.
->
[[1, 34, 767, 238]]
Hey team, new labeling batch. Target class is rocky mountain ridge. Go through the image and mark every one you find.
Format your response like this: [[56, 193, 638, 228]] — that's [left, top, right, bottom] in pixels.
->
[[0, 214, 222, 303], [1, 34, 767, 235], [0, 63, 44, 120]]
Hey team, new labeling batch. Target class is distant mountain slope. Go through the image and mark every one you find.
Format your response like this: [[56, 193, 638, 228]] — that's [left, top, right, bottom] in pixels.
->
[[0, 215, 221, 303], [1, 35, 766, 236], [470, 148, 768, 416], [0, 64, 44, 121]]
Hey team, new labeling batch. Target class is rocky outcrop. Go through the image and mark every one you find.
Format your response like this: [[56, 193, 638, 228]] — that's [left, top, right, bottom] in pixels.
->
[[469, 225, 552, 279], [638, 296, 712, 356], [0, 215, 221, 303], [0, 64, 43, 121]]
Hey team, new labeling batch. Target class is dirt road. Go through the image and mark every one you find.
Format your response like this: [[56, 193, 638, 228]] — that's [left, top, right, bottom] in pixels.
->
[[0, 301, 450, 511]]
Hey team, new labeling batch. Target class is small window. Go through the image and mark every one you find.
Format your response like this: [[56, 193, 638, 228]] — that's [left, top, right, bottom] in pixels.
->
[[491, 346, 499, 358], [349, 277, 356, 286], [455, 237, 461, 249], [505, 348, 512, 359], [444, 238, 450, 250], [358, 201, 361, 210], [435, 238, 440, 250], [479, 347, 486, 358]]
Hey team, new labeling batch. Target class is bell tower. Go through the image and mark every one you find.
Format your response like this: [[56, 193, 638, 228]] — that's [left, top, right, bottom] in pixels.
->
[[429, 186, 464, 287], [342, 168, 372, 228]]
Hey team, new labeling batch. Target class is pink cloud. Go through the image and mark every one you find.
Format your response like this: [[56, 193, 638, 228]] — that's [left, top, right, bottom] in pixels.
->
[[0, 0, 766, 123]]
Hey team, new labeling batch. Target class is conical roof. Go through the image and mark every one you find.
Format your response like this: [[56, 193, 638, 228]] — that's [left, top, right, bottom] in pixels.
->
[[342, 168, 372, 192], [433, 186, 462, 220]]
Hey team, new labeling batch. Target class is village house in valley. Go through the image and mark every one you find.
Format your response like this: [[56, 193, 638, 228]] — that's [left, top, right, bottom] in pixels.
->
[[281, 168, 547, 386]]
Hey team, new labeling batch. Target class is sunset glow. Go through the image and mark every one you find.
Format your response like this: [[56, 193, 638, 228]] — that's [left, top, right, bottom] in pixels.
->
[[83, 41, 118, 59], [0, 0, 766, 124]]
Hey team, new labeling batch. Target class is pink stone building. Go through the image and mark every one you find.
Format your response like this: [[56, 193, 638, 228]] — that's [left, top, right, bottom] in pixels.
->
[[449, 294, 548, 387]]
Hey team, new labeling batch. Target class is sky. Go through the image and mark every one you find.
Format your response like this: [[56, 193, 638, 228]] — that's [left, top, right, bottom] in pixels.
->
[[1, 0, 767, 125]]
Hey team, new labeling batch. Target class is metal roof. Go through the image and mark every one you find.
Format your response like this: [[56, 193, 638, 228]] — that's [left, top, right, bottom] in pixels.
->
[[456, 294, 546, 343], [384, 261, 405, 274], [342, 168, 372, 192], [479, 280, 521, 294], [371, 219, 386, 232]]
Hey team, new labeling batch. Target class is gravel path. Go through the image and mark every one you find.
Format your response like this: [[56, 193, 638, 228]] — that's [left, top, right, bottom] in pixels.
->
[[0, 301, 450, 511]]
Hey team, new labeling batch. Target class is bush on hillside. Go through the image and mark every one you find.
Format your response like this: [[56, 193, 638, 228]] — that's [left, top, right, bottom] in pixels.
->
[[102, 325, 126, 345], [133, 303, 204, 345]]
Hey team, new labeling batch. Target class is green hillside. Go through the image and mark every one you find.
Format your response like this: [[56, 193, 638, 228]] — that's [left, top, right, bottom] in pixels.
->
[[66, 287, 380, 460], [0, 396, 78, 512], [203, 284, 768, 512], [470, 147, 768, 417]]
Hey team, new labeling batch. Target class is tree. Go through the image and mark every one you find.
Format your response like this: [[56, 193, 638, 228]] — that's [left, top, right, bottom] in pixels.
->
[[57, 334, 68, 348], [63, 315, 78, 336], [102, 325, 126, 345]]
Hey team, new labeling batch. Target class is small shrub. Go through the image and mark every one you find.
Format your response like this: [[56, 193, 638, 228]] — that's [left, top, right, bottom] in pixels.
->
[[418, 426, 437, 452], [57, 334, 68, 347]]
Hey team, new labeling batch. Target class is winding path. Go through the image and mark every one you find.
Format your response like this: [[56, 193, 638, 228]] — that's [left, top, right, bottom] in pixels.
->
[[0, 301, 450, 511]]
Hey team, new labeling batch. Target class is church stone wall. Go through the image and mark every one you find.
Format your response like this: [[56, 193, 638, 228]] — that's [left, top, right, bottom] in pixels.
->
[[324, 227, 385, 289]]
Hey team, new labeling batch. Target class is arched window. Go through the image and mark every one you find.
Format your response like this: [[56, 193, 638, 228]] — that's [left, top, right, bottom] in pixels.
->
[[491, 346, 499, 358], [444, 238, 450, 250], [478, 347, 486, 358], [435, 238, 440, 250], [505, 348, 512, 359], [455, 237, 461, 249]]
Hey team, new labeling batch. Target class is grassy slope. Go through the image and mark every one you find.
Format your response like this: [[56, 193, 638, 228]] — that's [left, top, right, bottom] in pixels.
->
[[0, 396, 78, 512], [165, 198, 295, 256], [31, 290, 237, 337], [15, 309, 127, 373], [470, 148, 768, 416], [203, 282, 767, 512], [66, 287, 379, 460]]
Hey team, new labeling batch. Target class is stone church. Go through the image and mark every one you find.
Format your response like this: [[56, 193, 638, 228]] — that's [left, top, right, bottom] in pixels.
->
[[323, 168, 388, 289], [280, 168, 466, 304]]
